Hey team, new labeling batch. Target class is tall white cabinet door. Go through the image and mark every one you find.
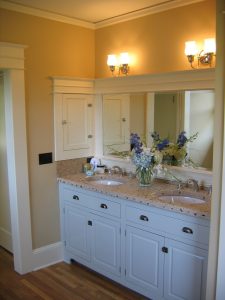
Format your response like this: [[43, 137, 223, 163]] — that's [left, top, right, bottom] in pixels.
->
[[164, 238, 208, 300], [91, 214, 121, 276], [125, 226, 164, 299], [54, 93, 94, 160], [62, 94, 93, 151], [103, 94, 130, 154], [64, 205, 91, 262]]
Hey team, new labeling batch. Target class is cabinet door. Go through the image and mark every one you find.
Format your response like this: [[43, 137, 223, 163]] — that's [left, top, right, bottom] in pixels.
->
[[164, 238, 208, 300], [62, 94, 93, 151], [125, 226, 164, 299], [64, 205, 91, 262], [91, 214, 121, 276], [54, 93, 93, 160]]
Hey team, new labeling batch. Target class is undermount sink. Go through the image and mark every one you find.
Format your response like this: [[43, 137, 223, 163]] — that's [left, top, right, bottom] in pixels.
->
[[159, 195, 205, 204], [93, 179, 123, 186]]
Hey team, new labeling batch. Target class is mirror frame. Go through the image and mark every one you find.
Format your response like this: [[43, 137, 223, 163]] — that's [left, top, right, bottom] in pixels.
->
[[94, 69, 215, 178]]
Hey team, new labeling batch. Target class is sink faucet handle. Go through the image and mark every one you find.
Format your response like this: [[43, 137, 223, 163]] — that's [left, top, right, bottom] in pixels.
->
[[187, 178, 199, 191]]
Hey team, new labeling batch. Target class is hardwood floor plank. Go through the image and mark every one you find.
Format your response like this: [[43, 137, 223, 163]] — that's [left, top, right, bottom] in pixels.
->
[[0, 247, 148, 300]]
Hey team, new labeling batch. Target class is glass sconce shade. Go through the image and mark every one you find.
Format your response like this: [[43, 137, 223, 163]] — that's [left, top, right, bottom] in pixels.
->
[[185, 41, 198, 56], [204, 38, 216, 54], [107, 54, 117, 66], [119, 52, 130, 65]]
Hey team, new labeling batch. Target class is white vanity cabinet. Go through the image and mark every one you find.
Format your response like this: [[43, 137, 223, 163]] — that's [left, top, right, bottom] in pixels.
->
[[59, 183, 121, 279], [125, 203, 209, 300], [59, 182, 209, 300]]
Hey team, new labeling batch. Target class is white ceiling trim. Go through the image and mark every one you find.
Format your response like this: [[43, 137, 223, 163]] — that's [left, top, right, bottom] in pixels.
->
[[0, 0, 95, 29], [95, 0, 204, 28], [0, 0, 204, 30]]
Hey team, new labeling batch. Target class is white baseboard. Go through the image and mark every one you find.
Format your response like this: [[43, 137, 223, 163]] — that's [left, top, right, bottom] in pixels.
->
[[0, 226, 12, 252], [32, 241, 63, 271]]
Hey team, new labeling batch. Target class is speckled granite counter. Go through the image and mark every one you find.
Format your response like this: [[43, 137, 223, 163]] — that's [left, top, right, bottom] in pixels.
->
[[58, 173, 210, 219]]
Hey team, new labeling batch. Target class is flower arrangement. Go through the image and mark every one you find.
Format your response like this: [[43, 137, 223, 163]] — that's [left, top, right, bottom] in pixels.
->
[[151, 131, 198, 166], [130, 133, 160, 185]]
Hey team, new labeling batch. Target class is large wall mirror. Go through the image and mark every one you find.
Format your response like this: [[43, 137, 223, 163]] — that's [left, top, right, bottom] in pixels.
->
[[102, 90, 214, 170]]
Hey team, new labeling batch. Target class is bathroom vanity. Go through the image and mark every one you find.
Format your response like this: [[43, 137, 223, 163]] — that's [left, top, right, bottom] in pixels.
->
[[58, 174, 210, 300]]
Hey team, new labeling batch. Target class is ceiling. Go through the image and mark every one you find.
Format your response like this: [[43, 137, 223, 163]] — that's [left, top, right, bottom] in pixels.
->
[[0, 0, 204, 28]]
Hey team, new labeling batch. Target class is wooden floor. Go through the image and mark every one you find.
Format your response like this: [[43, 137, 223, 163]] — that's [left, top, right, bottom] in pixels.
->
[[0, 247, 148, 300]]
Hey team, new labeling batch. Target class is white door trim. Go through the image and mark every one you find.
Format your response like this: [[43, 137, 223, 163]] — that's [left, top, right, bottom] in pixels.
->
[[0, 42, 33, 274]]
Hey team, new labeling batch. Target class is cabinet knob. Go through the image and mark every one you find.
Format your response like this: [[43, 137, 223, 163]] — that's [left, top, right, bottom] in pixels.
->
[[100, 203, 108, 209], [182, 227, 193, 234], [73, 195, 79, 200], [140, 215, 149, 222]]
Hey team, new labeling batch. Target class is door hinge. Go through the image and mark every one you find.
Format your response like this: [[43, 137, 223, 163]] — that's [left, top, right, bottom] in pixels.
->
[[162, 246, 168, 253], [88, 134, 93, 138], [119, 266, 121, 273], [119, 228, 121, 235], [88, 103, 92, 107], [125, 269, 127, 276], [63, 207, 65, 214], [64, 240, 66, 247], [125, 230, 126, 236]]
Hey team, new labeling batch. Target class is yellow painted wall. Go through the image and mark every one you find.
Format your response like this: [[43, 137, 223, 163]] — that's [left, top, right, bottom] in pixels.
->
[[0, 0, 216, 249], [95, 0, 215, 78], [0, 8, 95, 248]]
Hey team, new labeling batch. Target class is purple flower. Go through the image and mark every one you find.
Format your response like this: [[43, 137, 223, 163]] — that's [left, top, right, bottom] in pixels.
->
[[177, 131, 188, 148], [157, 139, 169, 151], [130, 133, 143, 155]]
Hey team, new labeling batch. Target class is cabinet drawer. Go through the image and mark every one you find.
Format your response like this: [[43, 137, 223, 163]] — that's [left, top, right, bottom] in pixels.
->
[[63, 187, 96, 210], [126, 206, 209, 245], [93, 198, 121, 218], [62, 186, 120, 218]]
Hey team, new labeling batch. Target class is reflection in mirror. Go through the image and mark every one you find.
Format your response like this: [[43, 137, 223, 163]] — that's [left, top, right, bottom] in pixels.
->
[[102, 90, 214, 170]]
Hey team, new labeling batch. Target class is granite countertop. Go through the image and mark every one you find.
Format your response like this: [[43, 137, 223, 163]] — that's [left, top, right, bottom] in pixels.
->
[[58, 173, 211, 219]]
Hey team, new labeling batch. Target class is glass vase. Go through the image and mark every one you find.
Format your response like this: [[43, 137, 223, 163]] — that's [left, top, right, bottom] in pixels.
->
[[136, 168, 153, 186]]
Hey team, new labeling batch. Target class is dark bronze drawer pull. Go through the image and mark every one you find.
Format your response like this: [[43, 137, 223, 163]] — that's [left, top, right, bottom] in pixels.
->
[[73, 195, 79, 200], [140, 215, 149, 222], [100, 203, 108, 209], [182, 227, 193, 234]]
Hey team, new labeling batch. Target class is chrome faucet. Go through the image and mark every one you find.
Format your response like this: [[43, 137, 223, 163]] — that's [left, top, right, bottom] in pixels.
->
[[186, 178, 200, 191], [111, 165, 123, 175]]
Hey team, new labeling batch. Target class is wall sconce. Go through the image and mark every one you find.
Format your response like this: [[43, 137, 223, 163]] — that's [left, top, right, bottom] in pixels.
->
[[185, 38, 216, 69], [107, 52, 130, 76]]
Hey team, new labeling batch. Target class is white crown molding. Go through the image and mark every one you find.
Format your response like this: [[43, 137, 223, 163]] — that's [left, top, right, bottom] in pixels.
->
[[94, 69, 215, 94], [95, 0, 205, 29], [0, 0, 95, 29], [0, 0, 204, 30]]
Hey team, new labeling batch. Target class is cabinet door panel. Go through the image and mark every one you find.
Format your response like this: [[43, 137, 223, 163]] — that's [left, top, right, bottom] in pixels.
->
[[91, 215, 121, 276], [164, 238, 208, 300], [65, 205, 91, 262], [126, 226, 164, 298], [62, 94, 92, 151]]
